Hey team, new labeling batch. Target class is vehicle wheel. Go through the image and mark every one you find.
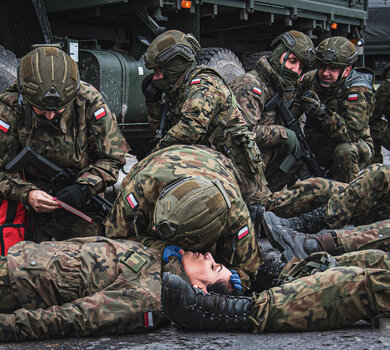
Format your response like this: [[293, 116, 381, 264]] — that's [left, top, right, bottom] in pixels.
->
[[0, 45, 18, 92], [241, 51, 271, 72], [198, 48, 245, 83]]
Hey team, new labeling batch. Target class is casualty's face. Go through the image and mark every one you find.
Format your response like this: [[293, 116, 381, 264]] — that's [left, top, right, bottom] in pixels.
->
[[181, 251, 232, 288]]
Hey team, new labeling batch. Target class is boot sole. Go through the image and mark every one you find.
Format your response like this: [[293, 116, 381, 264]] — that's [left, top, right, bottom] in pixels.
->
[[263, 212, 295, 261]]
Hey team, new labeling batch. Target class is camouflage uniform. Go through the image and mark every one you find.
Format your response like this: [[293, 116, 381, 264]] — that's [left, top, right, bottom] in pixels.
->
[[369, 65, 390, 163], [291, 69, 375, 183], [251, 248, 390, 332], [0, 237, 189, 341], [104, 144, 263, 285], [0, 81, 130, 240], [147, 65, 270, 202], [230, 57, 299, 191]]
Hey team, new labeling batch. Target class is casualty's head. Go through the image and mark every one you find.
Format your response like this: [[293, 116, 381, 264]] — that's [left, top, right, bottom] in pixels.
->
[[144, 30, 201, 92], [17, 44, 80, 119], [269, 30, 315, 85], [315, 36, 357, 87]]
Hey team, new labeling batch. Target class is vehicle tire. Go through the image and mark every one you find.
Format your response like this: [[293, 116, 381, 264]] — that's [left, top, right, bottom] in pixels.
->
[[0, 45, 18, 92], [241, 51, 271, 72], [198, 48, 245, 83]]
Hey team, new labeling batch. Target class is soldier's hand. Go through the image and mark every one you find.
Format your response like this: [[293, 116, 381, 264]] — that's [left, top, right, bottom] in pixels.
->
[[301, 90, 326, 119], [27, 190, 59, 213], [142, 74, 162, 103], [282, 128, 300, 154]]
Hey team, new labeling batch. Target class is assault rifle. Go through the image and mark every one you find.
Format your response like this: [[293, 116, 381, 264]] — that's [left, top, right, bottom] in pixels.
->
[[5, 146, 112, 218], [264, 92, 325, 179]]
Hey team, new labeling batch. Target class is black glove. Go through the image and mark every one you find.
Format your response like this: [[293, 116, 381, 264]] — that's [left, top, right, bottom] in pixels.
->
[[301, 90, 326, 119], [141, 74, 162, 103], [247, 203, 265, 239], [44, 183, 90, 240], [162, 272, 254, 332]]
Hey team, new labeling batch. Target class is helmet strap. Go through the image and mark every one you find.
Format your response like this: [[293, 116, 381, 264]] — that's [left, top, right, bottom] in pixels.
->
[[279, 51, 290, 76]]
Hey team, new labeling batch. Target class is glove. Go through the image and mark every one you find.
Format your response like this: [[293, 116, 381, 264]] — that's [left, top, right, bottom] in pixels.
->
[[43, 183, 90, 240], [229, 270, 243, 291], [162, 272, 254, 331], [301, 90, 326, 119], [141, 74, 162, 103], [163, 245, 183, 262], [282, 128, 300, 154]]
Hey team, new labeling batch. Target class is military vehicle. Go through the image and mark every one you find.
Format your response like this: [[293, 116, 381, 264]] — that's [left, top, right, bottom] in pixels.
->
[[0, 0, 368, 159]]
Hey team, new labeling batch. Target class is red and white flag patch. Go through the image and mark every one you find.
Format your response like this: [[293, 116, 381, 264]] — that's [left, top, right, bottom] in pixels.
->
[[252, 87, 262, 96], [94, 107, 107, 120], [347, 93, 358, 101], [126, 193, 139, 209], [191, 78, 201, 85], [237, 225, 250, 240], [0, 120, 10, 134], [143, 311, 154, 328]]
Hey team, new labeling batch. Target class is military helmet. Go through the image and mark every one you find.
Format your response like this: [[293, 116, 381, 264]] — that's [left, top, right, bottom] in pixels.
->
[[18, 44, 80, 111], [145, 30, 201, 70], [315, 36, 358, 67], [271, 30, 315, 69], [153, 177, 230, 250]]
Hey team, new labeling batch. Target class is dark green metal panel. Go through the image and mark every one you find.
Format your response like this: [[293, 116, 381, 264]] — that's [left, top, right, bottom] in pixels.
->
[[43, 0, 128, 12]]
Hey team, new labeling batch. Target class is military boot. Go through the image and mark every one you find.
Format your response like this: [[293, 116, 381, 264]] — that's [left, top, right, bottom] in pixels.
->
[[247, 203, 266, 239], [262, 205, 327, 235], [162, 272, 254, 331], [265, 220, 339, 261]]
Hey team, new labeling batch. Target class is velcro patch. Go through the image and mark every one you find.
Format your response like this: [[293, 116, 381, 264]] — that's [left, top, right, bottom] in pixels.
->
[[94, 107, 107, 120], [126, 193, 138, 209], [143, 311, 154, 328], [120, 249, 147, 272], [237, 225, 250, 240], [0, 120, 10, 134], [191, 78, 201, 85], [252, 87, 262, 96], [348, 93, 358, 101]]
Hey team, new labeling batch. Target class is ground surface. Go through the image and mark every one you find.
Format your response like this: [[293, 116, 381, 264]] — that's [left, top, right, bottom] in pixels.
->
[[2, 149, 389, 349]]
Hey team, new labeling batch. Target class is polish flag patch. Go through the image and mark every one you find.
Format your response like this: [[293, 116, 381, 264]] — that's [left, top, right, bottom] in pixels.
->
[[252, 87, 262, 96], [299, 74, 305, 83], [126, 193, 139, 209], [143, 311, 154, 328], [94, 107, 107, 120], [237, 225, 250, 240], [191, 78, 201, 85], [0, 120, 10, 134], [347, 93, 358, 101]]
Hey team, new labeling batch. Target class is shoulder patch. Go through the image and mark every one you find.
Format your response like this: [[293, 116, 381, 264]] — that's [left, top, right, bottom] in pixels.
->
[[347, 93, 358, 101], [237, 225, 250, 240], [143, 311, 154, 328], [252, 87, 262, 96], [120, 248, 147, 272], [94, 107, 107, 120], [191, 78, 202, 85], [126, 193, 139, 209], [0, 120, 10, 134]]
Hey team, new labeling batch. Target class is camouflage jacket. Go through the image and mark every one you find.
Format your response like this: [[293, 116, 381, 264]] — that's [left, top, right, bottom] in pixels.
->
[[104, 144, 262, 284], [0, 237, 188, 341], [291, 69, 374, 150], [146, 65, 266, 186], [230, 56, 295, 147], [371, 70, 390, 123], [0, 81, 130, 205]]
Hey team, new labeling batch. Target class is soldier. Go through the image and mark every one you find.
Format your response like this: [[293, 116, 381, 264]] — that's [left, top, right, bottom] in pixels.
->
[[230, 30, 315, 191], [0, 236, 242, 341], [369, 63, 390, 163], [162, 246, 390, 333], [103, 144, 264, 290], [0, 45, 130, 243], [290, 36, 375, 183], [141, 30, 269, 202]]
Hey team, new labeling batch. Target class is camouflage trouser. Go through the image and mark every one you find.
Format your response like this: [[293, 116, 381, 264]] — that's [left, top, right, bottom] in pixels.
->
[[370, 118, 390, 164], [0, 257, 18, 313], [334, 219, 390, 254], [251, 249, 390, 332]]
